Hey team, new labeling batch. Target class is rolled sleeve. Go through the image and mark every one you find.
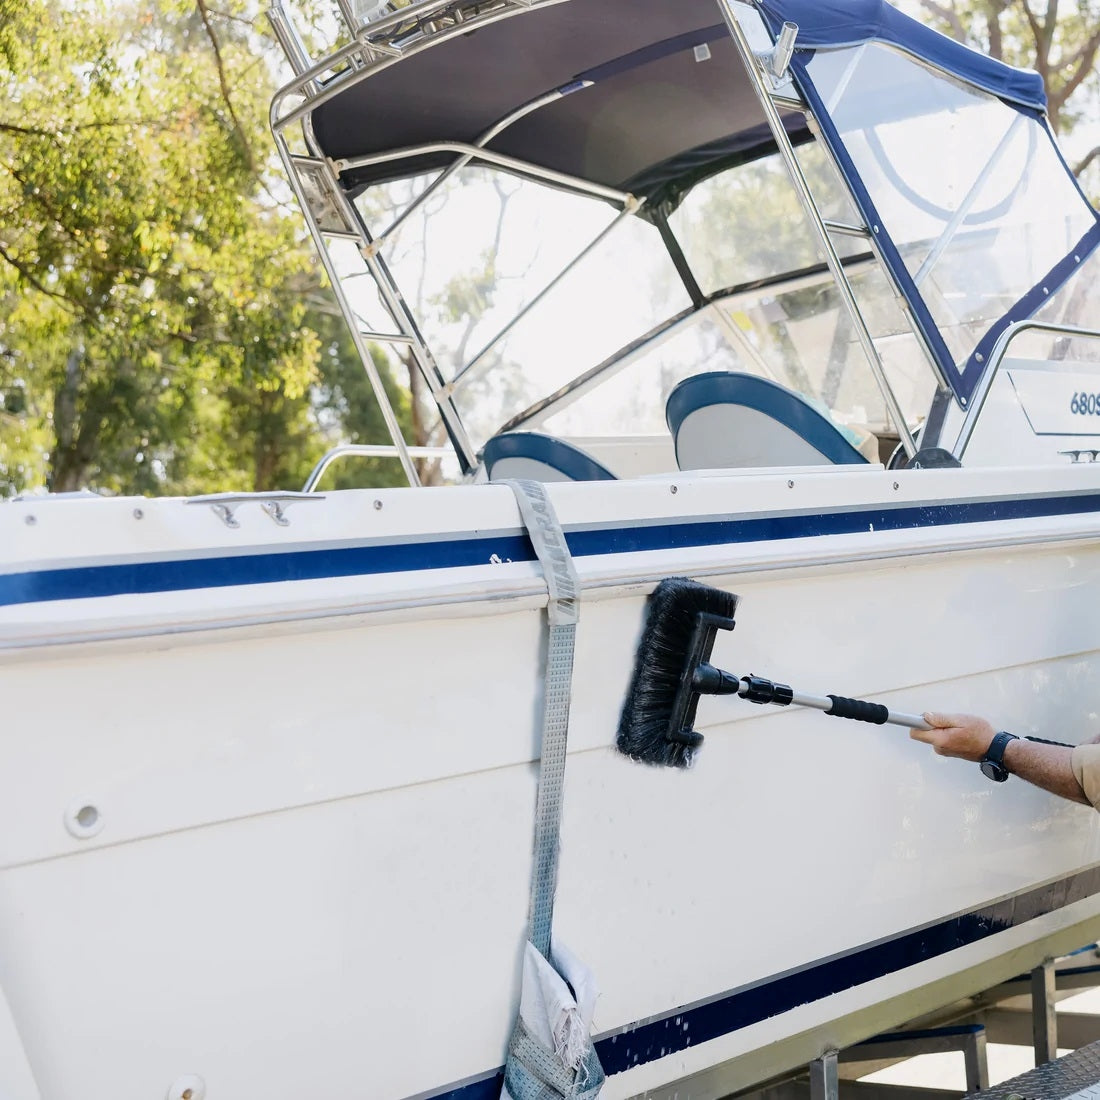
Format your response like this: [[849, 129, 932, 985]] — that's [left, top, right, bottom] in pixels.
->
[[1072, 744, 1100, 809]]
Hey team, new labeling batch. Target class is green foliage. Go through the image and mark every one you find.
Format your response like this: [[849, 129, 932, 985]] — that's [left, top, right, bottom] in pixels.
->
[[306, 305, 413, 490], [0, 0, 410, 497]]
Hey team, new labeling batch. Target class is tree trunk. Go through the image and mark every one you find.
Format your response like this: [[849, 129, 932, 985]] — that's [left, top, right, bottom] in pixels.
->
[[48, 345, 92, 492]]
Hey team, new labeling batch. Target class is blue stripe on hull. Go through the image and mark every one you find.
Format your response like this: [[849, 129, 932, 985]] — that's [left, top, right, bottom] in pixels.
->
[[423, 865, 1100, 1100], [4, 491, 1100, 609]]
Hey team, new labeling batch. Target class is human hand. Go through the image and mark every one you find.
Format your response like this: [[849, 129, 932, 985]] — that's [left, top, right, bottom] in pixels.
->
[[910, 712, 997, 762]]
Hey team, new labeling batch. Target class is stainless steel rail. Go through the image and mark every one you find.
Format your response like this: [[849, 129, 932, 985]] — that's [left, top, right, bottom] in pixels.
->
[[955, 321, 1100, 459], [303, 444, 454, 492]]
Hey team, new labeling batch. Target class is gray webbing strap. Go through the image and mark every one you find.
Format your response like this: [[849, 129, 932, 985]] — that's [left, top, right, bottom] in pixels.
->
[[504, 1018, 606, 1100], [502, 479, 579, 961]]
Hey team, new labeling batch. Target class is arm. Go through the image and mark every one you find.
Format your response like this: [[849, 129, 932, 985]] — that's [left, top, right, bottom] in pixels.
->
[[1002, 738, 1090, 805], [912, 712, 1090, 807]]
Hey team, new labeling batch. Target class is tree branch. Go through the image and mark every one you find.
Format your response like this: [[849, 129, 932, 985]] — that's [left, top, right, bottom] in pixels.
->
[[1018, 0, 1046, 61], [0, 118, 167, 138], [194, 0, 256, 175], [202, 6, 254, 28], [0, 241, 79, 310], [1074, 145, 1100, 178], [1050, 28, 1100, 114]]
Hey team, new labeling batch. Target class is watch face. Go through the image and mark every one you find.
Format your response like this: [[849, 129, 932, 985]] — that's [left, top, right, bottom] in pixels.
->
[[980, 759, 1009, 783]]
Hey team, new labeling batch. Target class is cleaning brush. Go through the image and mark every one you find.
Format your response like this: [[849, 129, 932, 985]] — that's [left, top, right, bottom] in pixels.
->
[[616, 577, 929, 768]]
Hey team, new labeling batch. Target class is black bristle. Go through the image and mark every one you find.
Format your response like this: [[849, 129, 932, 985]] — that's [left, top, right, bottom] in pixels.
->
[[616, 577, 738, 768]]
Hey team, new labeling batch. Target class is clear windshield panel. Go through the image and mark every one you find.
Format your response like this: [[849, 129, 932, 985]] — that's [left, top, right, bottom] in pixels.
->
[[715, 261, 936, 442], [352, 167, 689, 449], [670, 143, 867, 294], [536, 261, 935, 452], [538, 315, 742, 437], [995, 247, 1100, 366], [1032, 247, 1100, 360], [806, 43, 1098, 377]]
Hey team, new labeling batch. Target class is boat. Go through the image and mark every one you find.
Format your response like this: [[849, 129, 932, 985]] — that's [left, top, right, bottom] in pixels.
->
[[2, 1, 1100, 1097]]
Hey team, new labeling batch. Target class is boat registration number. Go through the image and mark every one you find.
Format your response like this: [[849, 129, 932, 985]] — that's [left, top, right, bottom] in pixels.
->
[[1007, 368, 1100, 435]]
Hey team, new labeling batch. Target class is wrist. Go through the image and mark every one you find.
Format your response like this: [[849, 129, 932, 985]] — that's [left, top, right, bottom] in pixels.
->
[[980, 731, 1018, 783], [1000, 735, 1024, 774]]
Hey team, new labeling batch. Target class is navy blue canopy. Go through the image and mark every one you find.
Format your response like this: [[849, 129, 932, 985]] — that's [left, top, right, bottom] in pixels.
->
[[313, 0, 1050, 199], [758, 0, 1046, 111]]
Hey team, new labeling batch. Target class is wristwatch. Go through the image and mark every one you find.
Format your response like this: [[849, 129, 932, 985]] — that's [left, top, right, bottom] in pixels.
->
[[980, 731, 1018, 783]]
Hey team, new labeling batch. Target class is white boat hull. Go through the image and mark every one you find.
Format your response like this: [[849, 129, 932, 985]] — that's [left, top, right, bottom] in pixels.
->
[[4, 463, 1100, 1099]]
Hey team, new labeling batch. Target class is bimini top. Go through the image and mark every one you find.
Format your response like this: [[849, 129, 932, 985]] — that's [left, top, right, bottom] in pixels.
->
[[757, 0, 1044, 111], [313, 0, 1048, 201]]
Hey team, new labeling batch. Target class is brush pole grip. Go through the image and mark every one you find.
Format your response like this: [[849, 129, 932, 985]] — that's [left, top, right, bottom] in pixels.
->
[[792, 690, 929, 730], [826, 694, 890, 724], [730, 675, 932, 730]]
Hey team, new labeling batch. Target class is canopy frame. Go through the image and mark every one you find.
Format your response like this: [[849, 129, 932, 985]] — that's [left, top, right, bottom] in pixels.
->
[[267, 0, 1092, 482]]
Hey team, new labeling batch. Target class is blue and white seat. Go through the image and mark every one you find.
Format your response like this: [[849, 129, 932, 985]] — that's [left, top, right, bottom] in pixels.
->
[[482, 431, 617, 483], [665, 372, 869, 471]]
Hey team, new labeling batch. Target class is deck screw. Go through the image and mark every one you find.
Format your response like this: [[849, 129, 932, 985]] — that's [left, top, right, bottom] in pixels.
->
[[373, 499, 383, 511], [893, 481, 899, 490], [670, 485, 678, 495], [24, 514, 36, 526], [787, 480, 795, 488], [133, 508, 144, 520]]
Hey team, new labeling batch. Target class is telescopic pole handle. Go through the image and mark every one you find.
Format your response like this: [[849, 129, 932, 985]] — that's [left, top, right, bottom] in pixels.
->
[[790, 689, 930, 730], [731, 675, 931, 730]]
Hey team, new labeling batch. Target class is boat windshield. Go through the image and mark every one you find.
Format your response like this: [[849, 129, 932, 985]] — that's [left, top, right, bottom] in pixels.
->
[[803, 41, 1100, 399], [351, 139, 937, 455]]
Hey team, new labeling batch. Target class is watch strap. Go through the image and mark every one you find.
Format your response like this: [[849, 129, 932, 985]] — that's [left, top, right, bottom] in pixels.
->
[[984, 731, 1018, 768]]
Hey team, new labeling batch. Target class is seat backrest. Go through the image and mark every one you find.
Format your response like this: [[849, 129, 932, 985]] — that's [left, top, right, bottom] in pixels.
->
[[482, 431, 617, 483], [665, 372, 869, 471]]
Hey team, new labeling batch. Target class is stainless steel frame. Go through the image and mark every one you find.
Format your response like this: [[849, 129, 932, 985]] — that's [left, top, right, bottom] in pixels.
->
[[375, 84, 593, 248], [717, 0, 920, 457], [266, 0, 1041, 484], [269, 0, 626, 481], [303, 444, 453, 492], [334, 143, 631, 206]]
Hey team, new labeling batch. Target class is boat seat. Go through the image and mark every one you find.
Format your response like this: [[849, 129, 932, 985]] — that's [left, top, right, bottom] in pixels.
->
[[482, 431, 617, 483], [666, 371, 869, 471]]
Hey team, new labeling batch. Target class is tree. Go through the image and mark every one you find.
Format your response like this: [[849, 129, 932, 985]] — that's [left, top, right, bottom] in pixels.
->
[[0, 0, 409, 497], [902, 0, 1100, 184]]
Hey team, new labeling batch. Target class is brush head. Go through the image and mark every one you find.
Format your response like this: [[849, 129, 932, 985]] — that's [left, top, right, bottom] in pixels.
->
[[616, 577, 738, 768]]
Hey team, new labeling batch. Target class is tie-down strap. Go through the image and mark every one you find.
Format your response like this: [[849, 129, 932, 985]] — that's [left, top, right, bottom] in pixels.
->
[[504, 1017, 606, 1100], [502, 479, 579, 960]]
